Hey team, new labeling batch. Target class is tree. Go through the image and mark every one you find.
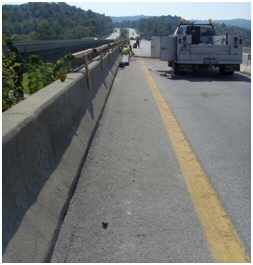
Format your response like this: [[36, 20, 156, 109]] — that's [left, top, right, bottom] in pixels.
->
[[27, 55, 59, 94], [27, 54, 71, 94], [37, 21, 52, 40], [2, 12, 23, 111], [2, 3, 115, 41], [27, 56, 45, 94], [120, 28, 129, 39]]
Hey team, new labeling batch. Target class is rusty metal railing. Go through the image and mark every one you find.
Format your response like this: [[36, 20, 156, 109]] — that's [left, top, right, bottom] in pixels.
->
[[69, 40, 127, 88]]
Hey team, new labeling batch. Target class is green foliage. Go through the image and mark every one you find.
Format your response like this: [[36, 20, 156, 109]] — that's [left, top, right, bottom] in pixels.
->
[[2, 46, 22, 111], [27, 55, 56, 94], [114, 15, 180, 37], [36, 21, 65, 40], [54, 55, 72, 78], [214, 23, 251, 46], [144, 19, 169, 36], [2, 13, 24, 111], [119, 29, 129, 39], [27, 55, 71, 94], [2, 2, 114, 40]]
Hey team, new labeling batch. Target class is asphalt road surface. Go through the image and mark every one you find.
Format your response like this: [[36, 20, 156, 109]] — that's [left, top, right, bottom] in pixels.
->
[[107, 28, 138, 40], [106, 28, 120, 39], [51, 40, 251, 263]]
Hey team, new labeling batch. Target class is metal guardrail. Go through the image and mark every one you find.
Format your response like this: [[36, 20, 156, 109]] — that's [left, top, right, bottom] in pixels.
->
[[69, 40, 127, 88]]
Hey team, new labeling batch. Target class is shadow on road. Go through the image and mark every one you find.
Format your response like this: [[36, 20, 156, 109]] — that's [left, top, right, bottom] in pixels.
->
[[155, 68, 251, 83]]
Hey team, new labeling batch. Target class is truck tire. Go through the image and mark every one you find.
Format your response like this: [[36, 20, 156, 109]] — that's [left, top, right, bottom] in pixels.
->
[[219, 66, 234, 75], [198, 65, 209, 69], [226, 71, 234, 75], [173, 63, 180, 75], [219, 65, 225, 75]]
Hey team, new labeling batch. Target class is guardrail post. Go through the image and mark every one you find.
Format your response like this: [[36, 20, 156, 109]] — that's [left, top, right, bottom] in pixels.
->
[[70, 42, 120, 87], [108, 47, 111, 63], [68, 61, 71, 72], [100, 50, 104, 71], [112, 44, 115, 58], [84, 55, 91, 88]]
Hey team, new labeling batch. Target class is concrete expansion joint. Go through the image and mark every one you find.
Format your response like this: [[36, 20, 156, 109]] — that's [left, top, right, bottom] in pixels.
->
[[48, 178, 67, 199], [74, 132, 86, 146]]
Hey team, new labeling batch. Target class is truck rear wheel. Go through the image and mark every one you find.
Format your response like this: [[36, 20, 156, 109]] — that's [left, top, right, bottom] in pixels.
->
[[219, 66, 234, 75], [226, 71, 234, 75], [173, 63, 180, 75], [219, 65, 225, 75]]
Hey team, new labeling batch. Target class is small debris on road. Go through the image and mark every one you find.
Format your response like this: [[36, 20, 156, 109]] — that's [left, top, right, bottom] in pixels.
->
[[102, 220, 108, 229]]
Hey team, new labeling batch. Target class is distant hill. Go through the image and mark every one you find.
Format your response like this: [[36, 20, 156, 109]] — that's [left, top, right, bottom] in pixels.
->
[[2, 2, 114, 40], [112, 15, 251, 30], [195, 19, 251, 29], [111, 15, 150, 23], [113, 15, 251, 46], [2, 2, 250, 45]]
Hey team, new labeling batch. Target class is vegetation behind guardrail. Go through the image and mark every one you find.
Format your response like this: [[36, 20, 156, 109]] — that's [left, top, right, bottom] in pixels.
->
[[2, 36, 127, 112]]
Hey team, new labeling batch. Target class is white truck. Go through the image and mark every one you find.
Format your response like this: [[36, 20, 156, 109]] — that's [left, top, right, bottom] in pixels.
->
[[160, 19, 243, 75]]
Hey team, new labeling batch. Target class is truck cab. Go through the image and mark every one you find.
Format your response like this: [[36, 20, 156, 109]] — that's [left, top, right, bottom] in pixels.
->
[[174, 24, 215, 44]]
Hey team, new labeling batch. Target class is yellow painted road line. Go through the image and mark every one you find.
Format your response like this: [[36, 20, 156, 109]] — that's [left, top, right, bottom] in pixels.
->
[[140, 59, 250, 263]]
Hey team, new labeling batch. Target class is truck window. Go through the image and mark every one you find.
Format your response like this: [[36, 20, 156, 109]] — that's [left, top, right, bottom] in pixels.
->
[[187, 26, 200, 44], [176, 26, 187, 35], [200, 28, 213, 36], [200, 27, 214, 43]]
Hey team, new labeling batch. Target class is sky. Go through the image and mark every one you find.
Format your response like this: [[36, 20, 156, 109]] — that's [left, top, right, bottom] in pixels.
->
[[2, 1, 252, 20]]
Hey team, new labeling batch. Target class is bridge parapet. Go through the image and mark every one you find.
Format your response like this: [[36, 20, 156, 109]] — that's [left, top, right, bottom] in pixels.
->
[[2, 40, 126, 263]]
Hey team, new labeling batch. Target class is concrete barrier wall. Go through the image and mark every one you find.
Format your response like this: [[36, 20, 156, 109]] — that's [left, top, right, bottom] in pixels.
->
[[241, 53, 251, 75], [2, 48, 122, 262]]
